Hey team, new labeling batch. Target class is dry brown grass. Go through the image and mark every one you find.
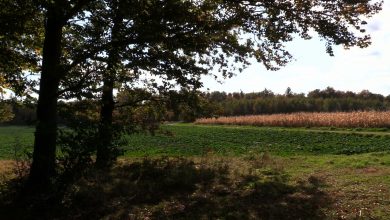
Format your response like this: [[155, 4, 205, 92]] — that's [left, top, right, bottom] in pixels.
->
[[195, 111, 390, 128], [0, 160, 15, 186], [0, 160, 13, 174]]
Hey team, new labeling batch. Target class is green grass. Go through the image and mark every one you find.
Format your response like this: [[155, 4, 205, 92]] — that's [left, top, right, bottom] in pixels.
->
[[0, 126, 34, 159], [280, 153, 390, 219], [124, 123, 390, 157], [2, 124, 390, 159]]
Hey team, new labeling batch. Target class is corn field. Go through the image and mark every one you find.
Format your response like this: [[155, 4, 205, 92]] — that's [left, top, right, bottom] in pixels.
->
[[195, 111, 390, 128]]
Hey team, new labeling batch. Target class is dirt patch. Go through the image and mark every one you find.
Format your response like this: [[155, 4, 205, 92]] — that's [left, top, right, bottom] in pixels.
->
[[357, 167, 379, 174], [352, 167, 390, 176], [0, 160, 13, 174]]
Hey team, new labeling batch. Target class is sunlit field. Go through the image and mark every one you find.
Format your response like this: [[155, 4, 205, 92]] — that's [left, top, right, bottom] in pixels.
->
[[196, 111, 390, 128], [2, 124, 390, 159]]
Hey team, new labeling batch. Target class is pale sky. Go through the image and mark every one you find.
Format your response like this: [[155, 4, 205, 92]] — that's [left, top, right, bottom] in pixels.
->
[[202, 1, 390, 95]]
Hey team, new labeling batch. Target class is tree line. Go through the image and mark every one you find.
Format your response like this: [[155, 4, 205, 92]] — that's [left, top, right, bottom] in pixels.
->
[[2, 86, 390, 126], [203, 87, 390, 116]]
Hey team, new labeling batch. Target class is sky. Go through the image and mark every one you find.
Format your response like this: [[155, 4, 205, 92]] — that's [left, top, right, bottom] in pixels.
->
[[201, 1, 390, 96]]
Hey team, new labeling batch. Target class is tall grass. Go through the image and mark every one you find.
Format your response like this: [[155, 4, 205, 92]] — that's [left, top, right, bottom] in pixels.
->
[[195, 111, 390, 128]]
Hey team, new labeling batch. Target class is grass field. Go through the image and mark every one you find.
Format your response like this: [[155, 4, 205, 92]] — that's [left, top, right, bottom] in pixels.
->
[[1, 124, 390, 219], [126, 124, 390, 157], [0, 126, 34, 159], [2, 124, 390, 158]]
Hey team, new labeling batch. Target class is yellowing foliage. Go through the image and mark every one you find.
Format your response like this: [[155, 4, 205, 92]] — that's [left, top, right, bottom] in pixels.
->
[[0, 76, 8, 94], [195, 111, 390, 128]]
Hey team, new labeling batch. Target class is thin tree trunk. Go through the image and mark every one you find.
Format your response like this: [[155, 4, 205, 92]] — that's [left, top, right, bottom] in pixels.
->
[[95, 3, 123, 168], [28, 9, 63, 189]]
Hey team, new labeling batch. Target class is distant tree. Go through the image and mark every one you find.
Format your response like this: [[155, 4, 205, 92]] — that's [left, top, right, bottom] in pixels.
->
[[285, 87, 293, 97], [209, 92, 228, 103], [203, 87, 390, 116], [308, 89, 322, 99], [259, 89, 275, 98]]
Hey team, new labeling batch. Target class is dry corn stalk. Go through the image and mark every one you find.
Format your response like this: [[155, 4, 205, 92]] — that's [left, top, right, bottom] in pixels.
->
[[195, 111, 390, 128]]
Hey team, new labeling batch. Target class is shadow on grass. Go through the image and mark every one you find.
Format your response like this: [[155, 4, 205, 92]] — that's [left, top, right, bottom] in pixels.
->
[[1, 157, 332, 219]]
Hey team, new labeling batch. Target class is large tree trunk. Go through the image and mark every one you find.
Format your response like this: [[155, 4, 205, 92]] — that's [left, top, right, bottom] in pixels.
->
[[95, 5, 123, 168], [96, 77, 115, 168], [28, 9, 63, 189]]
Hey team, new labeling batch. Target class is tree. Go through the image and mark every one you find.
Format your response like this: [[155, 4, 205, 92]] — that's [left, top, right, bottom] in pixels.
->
[[0, 0, 43, 97], [1, 0, 95, 188], [285, 87, 293, 97], [80, 0, 269, 166], [90, 0, 383, 166], [29, 0, 100, 189]]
